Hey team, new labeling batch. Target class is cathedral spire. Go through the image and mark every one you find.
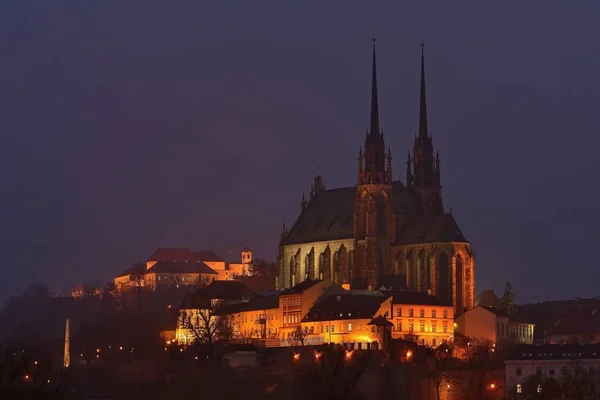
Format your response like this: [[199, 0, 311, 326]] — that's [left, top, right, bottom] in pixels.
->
[[369, 38, 380, 136], [418, 42, 428, 139]]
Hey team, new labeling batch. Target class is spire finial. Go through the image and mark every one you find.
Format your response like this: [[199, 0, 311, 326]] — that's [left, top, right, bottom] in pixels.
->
[[418, 41, 428, 139], [369, 38, 380, 136]]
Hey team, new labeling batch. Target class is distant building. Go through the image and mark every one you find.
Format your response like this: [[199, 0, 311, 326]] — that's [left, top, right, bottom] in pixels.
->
[[475, 289, 504, 309], [455, 305, 535, 345], [114, 247, 253, 291], [277, 41, 474, 316], [546, 298, 600, 344], [505, 344, 600, 396], [216, 295, 280, 341]]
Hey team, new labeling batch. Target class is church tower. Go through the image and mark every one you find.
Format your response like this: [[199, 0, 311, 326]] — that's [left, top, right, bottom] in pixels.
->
[[354, 39, 395, 290], [407, 44, 443, 216]]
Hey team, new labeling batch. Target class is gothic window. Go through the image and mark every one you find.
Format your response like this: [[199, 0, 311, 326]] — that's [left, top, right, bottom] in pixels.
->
[[305, 254, 310, 280], [405, 250, 414, 290], [289, 257, 295, 287], [376, 193, 386, 234], [318, 254, 324, 280], [417, 250, 425, 292], [437, 252, 450, 303], [323, 246, 331, 280], [333, 251, 339, 283], [348, 250, 354, 282], [456, 254, 464, 315], [394, 251, 403, 275], [337, 245, 348, 284]]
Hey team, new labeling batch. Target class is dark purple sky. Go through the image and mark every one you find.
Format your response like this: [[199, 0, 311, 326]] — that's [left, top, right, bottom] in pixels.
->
[[1, 1, 599, 304]]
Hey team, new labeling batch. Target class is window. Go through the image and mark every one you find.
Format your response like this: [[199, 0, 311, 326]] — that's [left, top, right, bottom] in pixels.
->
[[537, 385, 542, 393], [397, 307, 402, 317], [517, 384, 522, 394], [442, 322, 447, 333], [432, 309, 436, 318], [396, 320, 402, 332], [420, 309, 425, 318], [443, 309, 448, 318], [357, 324, 361, 331], [420, 322, 425, 332], [326, 325, 329, 332], [516, 367, 522, 376], [536, 366, 542, 376], [320, 325, 324, 333], [432, 322, 436, 333], [409, 309, 414, 317], [348, 323, 352, 332], [409, 322, 414, 332], [549, 366, 555, 376], [331, 325, 335, 333]]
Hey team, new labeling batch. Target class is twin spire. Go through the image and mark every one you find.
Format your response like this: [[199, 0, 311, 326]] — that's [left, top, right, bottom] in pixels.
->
[[367, 39, 429, 140]]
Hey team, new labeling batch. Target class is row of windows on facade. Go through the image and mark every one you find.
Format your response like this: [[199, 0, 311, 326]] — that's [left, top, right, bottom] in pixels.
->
[[496, 322, 534, 338], [395, 320, 449, 333], [155, 275, 215, 283], [515, 365, 596, 378], [398, 307, 449, 319], [282, 298, 301, 308], [236, 312, 277, 323]]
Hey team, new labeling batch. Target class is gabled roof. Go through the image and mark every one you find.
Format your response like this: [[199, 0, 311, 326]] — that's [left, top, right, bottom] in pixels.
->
[[197, 280, 255, 301], [215, 295, 280, 316], [282, 182, 419, 246], [280, 279, 323, 295], [508, 344, 600, 361], [475, 289, 503, 309], [115, 263, 145, 278], [281, 182, 467, 246], [548, 298, 600, 336], [146, 260, 218, 275], [194, 250, 224, 262], [148, 248, 195, 262], [302, 293, 389, 322], [235, 275, 276, 293], [394, 213, 467, 245], [388, 290, 453, 307], [147, 248, 224, 263]]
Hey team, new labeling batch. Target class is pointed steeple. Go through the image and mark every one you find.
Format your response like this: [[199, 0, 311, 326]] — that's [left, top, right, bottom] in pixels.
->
[[418, 42, 428, 139], [369, 38, 380, 136]]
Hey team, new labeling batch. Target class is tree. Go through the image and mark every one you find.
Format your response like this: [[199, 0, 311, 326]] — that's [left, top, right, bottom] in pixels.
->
[[429, 343, 453, 400], [290, 326, 312, 346], [252, 258, 279, 277], [295, 344, 370, 400], [178, 302, 233, 345], [559, 362, 599, 399], [459, 338, 495, 400], [502, 281, 516, 315]]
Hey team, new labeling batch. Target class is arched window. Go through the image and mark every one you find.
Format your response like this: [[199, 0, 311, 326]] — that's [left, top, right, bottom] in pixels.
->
[[318, 254, 324, 280], [289, 256, 296, 287], [417, 250, 425, 292], [456, 254, 464, 315], [405, 250, 414, 290], [337, 245, 348, 284], [437, 253, 450, 303], [394, 251, 403, 275], [323, 246, 331, 280]]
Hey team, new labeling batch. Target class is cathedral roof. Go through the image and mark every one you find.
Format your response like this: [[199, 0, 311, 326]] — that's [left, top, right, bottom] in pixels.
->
[[394, 213, 467, 244], [282, 181, 418, 245], [282, 182, 467, 246]]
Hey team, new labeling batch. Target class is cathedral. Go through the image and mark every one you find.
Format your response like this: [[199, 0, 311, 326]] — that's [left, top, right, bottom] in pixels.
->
[[277, 41, 475, 315]]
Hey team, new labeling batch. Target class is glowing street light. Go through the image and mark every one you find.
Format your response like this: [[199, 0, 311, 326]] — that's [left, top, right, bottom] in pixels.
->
[[406, 350, 412, 360], [293, 353, 300, 361], [345, 350, 353, 360]]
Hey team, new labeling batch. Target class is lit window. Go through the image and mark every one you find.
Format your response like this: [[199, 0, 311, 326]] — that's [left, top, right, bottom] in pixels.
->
[[396, 320, 402, 332], [443, 309, 448, 318], [442, 322, 447, 333], [537, 385, 542, 393], [432, 309, 436, 318], [517, 384, 522, 394], [348, 323, 352, 332], [420, 309, 425, 318], [420, 322, 425, 332], [409, 323, 414, 332], [432, 322, 436, 333], [397, 308, 402, 317], [409, 309, 414, 317]]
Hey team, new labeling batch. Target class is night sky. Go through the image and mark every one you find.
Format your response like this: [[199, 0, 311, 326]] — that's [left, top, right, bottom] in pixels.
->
[[1, 1, 599, 304]]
